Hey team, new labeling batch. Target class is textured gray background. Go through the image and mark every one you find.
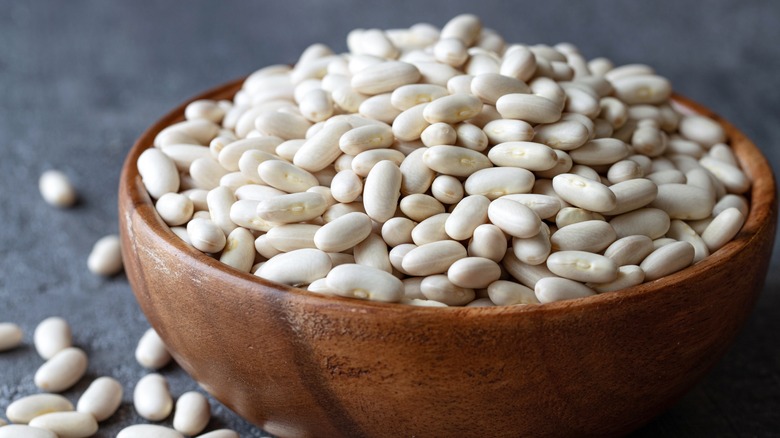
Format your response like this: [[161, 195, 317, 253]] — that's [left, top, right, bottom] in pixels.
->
[[1, 1, 779, 436]]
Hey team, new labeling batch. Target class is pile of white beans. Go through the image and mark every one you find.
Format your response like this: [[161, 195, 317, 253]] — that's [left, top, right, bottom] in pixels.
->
[[138, 14, 749, 306], [0, 319, 238, 438]]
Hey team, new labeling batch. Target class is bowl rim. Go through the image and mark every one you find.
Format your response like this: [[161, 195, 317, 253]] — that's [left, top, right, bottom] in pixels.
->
[[120, 76, 777, 318]]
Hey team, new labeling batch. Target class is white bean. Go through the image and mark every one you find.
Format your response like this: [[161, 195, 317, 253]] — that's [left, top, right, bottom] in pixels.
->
[[535, 277, 596, 303], [702, 207, 745, 252], [483, 119, 535, 144], [314, 212, 373, 252], [423, 145, 492, 176], [256, 192, 327, 224], [353, 233, 392, 272], [448, 257, 501, 289], [501, 194, 562, 219], [134, 373, 173, 421], [326, 264, 404, 302], [423, 93, 483, 124], [351, 61, 421, 95], [589, 265, 645, 293], [421, 122, 457, 146], [503, 251, 556, 288], [256, 248, 332, 286], [512, 222, 551, 265], [76, 377, 123, 422], [487, 198, 541, 238], [362, 160, 402, 223], [445, 195, 490, 240], [640, 241, 695, 281], [533, 119, 590, 151], [294, 120, 353, 172], [390, 84, 449, 110], [197, 430, 240, 438], [650, 183, 715, 220], [173, 391, 211, 436], [603, 178, 658, 216], [699, 156, 750, 194], [551, 220, 616, 253], [468, 224, 507, 263], [431, 175, 464, 204], [610, 74, 671, 105], [552, 173, 617, 212], [400, 148, 436, 195], [402, 240, 467, 276], [411, 213, 451, 245], [28, 412, 98, 438], [254, 111, 311, 140], [546, 250, 618, 283], [218, 137, 282, 170], [219, 227, 256, 272], [420, 275, 475, 306], [487, 141, 558, 171], [603, 235, 655, 266], [679, 115, 726, 147], [464, 167, 537, 200], [186, 218, 227, 253], [39, 170, 77, 207], [666, 220, 710, 263], [568, 138, 630, 166], [455, 122, 489, 151], [155, 193, 194, 226], [351, 148, 405, 177], [117, 425, 184, 438], [33, 316, 72, 360], [487, 280, 538, 305], [34, 347, 88, 392], [339, 124, 394, 155], [138, 148, 180, 199], [609, 208, 671, 239], [135, 328, 172, 370], [359, 93, 402, 124], [6, 394, 74, 424], [259, 160, 319, 193], [496, 93, 562, 124], [0, 322, 23, 352], [381, 217, 417, 247]]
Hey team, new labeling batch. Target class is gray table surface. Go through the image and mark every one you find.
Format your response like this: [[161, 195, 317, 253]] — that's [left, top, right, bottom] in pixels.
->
[[1, 1, 778, 436]]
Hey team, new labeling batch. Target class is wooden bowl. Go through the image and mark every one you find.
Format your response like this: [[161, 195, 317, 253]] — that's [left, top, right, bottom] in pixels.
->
[[119, 78, 777, 438]]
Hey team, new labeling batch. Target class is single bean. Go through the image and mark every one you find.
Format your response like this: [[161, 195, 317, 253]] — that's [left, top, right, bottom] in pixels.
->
[[641, 241, 695, 281], [28, 412, 98, 438], [535, 277, 596, 303], [39, 170, 78, 207], [487, 198, 541, 238], [314, 212, 373, 252], [117, 425, 184, 438], [326, 264, 404, 302], [551, 220, 616, 253], [34, 347, 88, 392], [6, 394, 74, 424], [135, 328, 172, 370], [173, 391, 211, 436], [0, 322, 23, 352], [447, 257, 502, 289], [420, 275, 476, 306], [77, 377, 123, 422], [256, 248, 332, 286], [603, 235, 655, 266], [702, 207, 745, 252], [546, 250, 618, 283], [33, 317, 72, 360]]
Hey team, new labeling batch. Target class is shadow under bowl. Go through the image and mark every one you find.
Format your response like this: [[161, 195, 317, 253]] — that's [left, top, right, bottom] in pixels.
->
[[119, 78, 777, 438]]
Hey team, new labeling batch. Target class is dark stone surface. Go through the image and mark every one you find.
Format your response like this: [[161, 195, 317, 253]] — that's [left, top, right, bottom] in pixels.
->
[[1, 1, 778, 436]]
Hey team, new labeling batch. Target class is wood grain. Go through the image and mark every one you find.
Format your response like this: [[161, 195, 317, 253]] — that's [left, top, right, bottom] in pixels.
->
[[119, 78, 777, 438]]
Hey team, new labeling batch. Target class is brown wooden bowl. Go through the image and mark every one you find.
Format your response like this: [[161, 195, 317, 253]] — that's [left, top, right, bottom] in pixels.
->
[[119, 78, 777, 438]]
